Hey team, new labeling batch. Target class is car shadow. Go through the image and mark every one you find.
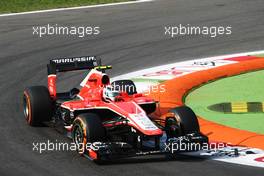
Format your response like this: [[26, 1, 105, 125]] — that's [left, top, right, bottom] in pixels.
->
[[99, 154, 207, 165]]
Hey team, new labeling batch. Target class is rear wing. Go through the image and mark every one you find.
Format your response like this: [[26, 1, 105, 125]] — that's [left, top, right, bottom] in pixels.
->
[[47, 56, 111, 98], [47, 56, 104, 74]]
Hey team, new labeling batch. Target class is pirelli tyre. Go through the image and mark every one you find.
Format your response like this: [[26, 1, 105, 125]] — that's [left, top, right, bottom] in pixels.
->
[[168, 106, 200, 135], [72, 113, 106, 161], [23, 86, 54, 126]]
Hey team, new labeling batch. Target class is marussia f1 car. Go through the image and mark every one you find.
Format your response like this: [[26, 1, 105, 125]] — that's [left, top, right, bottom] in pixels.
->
[[23, 56, 208, 162]]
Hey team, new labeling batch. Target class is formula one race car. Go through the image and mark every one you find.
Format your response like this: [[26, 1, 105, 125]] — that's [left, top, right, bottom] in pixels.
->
[[23, 56, 208, 162]]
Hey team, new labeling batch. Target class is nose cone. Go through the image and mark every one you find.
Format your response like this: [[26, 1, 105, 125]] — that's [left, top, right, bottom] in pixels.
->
[[129, 113, 163, 136]]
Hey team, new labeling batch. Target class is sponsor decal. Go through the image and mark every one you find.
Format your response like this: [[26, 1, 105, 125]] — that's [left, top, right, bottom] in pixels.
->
[[130, 113, 159, 131], [51, 56, 96, 64]]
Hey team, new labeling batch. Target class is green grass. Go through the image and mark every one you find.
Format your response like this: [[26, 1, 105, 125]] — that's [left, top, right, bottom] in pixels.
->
[[254, 54, 264, 57], [185, 70, 264, 134], [0, 0, 132, 13]]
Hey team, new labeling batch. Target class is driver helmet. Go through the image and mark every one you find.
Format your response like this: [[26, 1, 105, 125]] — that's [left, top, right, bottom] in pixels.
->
[[103, 87, 120, 101]]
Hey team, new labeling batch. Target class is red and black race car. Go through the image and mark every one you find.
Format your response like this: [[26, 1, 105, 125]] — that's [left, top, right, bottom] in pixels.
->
[[23, 56, 208, 162]]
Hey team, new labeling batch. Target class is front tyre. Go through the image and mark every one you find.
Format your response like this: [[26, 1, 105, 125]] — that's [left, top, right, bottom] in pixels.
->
[[23, 86, 54, 126], [168, 106, 200, 135], [72, 113, 106, 161], [166, 106, 208, 155]]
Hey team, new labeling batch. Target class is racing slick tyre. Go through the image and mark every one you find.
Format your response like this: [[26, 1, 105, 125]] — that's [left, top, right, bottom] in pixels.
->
[[168, 106, 200, 135], [165, 106, 207, 159], [111, 79, 137, 95], [23, 86, 54, 126], [72, 113, 106, 161]]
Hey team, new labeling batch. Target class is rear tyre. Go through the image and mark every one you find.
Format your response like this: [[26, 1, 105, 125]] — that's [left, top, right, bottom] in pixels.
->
[[23, 86, 54, 126], [111, 80, 137, 95], [72, 113, 106, 160], [168, 106, 200, 134]]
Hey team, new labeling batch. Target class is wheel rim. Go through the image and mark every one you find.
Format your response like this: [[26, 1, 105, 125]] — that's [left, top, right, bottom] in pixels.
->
[[74, 125, 84, 151], [23, 95, 30, 121], [166, 117, 182, 137]]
